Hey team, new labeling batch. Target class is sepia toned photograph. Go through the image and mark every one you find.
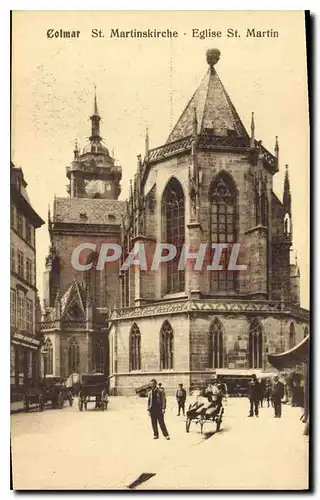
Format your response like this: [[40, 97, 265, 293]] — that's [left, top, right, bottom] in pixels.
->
[[10, 10, 310, 490]]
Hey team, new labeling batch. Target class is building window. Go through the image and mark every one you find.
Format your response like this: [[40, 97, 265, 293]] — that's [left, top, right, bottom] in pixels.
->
[[160, 320, 174, 370], [93, 340, 104, 374], [304, 326, 309, 338], [26, 299, 33, 333], [17, 291, 26, 330], [18, 251, 24, 278], [44, 338, 53, 375], [26, 258, 32, 284], [209, 318, 224, 368], [162, 178, 185, 294], [11, 205, 16, 229], [209, 173, 238, 293], [85, 252, 104, 307], [17, 213, 24, 237], [11, 245, 15, 272], [129, 324, 141, 371], [289, 322, 296, 349], [10, 289, 16, 327], [248, 319, 263, 369], [68, 338, 80, 374], [26, 222, 32, 245]]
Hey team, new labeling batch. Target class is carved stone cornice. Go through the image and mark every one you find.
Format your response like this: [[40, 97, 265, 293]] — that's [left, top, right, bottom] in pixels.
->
[[111, 299, 310, 322]]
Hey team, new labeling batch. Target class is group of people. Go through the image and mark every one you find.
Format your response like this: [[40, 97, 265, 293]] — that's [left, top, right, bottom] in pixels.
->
[[248, 374, 284, 418]]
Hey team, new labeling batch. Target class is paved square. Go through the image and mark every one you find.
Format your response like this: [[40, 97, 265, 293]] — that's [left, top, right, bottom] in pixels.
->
[[11, 396, 308, 490]]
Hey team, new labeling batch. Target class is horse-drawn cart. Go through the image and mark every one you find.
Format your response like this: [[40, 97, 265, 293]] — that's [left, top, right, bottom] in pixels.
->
[[23, 382, 44, 412], [185, 390, 224, 434], [78, 374, 109, 411], [23, 376, 73, 412], [42, 376, 73, 409]]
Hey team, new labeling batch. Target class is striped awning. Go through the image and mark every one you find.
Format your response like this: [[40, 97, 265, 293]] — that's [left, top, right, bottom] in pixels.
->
[[268, 335, 309, 370]]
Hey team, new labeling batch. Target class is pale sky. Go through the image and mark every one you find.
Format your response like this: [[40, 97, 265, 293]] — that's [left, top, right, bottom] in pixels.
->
[[11, 11, 309, 309]]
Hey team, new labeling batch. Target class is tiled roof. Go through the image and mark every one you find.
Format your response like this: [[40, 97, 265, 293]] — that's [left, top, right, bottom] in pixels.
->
[[167, 68, 249, 143], [53, 197, 125, 225]]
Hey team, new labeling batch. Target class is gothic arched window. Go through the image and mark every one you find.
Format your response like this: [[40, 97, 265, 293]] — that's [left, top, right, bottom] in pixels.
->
[[248, 319, 263, 369], [162, 178, 185, 294], [289, 322, 296, 349], [209, 173, 238, 293], [93, 340, 104, 374], [68, 338, 80, 374], [160, 321, 174, 370], [85, 252, 104, 307], [44, 338, 53, 375], [129, 324, 141, 371], [208, 318, 224, 368], [304, 326, 309, 338]]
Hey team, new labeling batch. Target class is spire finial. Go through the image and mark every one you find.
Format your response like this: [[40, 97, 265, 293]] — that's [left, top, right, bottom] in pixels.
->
[[193, 106, 198, 137], [250, 112, 255, 149], [206, 49, 221, 72], [74, 138, 79, 159], [145, 127, 149, 160], [93, 84, 99, 116]]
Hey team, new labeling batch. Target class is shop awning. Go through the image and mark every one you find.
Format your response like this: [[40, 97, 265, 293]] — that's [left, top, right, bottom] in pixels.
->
[[268, 335, 309, 370]]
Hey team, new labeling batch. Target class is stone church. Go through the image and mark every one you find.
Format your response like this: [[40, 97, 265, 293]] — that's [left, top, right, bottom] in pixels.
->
[[41, 49, 309, 393]]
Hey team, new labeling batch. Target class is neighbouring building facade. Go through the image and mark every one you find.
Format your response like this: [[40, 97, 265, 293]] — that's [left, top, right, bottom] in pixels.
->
[[109, 49, 309, 394], [11, 163, 44, 396], [40, 95, 125, 377], [40, 49, 309, 394]]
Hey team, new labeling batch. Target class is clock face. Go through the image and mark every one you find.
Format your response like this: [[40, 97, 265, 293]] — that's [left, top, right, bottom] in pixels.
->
[[85, 180, 105, 196]]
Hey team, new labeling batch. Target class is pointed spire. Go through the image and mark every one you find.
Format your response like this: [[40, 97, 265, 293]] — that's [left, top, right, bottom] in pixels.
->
[[93, 84, 99, 116], [145, 128, 149, 160], [90, 85, 101, 141], [192, 106, 198, 137], [74, 138, 79, 160], [250, 112, 255, 149], [274, 136, 279, 168], [283, 164, 291, 214]]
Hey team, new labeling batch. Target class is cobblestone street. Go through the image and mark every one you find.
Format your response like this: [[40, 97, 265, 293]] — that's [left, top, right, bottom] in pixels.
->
[[11, 396, 308, 490]]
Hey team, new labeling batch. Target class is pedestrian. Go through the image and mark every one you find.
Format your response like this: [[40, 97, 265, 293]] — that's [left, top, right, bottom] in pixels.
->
[[265, 378, 272, 408], [158, 382, 164, 392], [271, 375, 284, 418], [147, 379, 170, 440], [176, 383, 187, 416], [259, 379, 264, 407], [248, 374, 262, 417]]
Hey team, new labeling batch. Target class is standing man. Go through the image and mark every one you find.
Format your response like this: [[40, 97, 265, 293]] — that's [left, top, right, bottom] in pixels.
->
[[248, 374, 262, 417], [147, 379, 170, 440], [272, 375, 285, 418], [176, 383, 187, 416]]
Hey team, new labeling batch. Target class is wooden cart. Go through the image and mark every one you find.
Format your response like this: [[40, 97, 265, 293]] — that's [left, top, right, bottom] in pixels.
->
[[78, 374, 109, 411], [185, 391, 224, 434]]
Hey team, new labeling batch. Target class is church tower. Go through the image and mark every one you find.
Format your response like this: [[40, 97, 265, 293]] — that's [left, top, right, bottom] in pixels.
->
[[67, 89, 121, 200], [41, 94, 125, 378]]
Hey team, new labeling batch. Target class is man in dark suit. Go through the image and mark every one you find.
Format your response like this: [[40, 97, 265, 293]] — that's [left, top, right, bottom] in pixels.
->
[[147, 379, 170, 440], [176, 383, 187, 416], [272, 375, 285, 418], [248, 374, 262, 417]]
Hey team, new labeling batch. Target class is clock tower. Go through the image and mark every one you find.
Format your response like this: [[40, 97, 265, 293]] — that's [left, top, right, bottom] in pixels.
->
[[66, 90, 122, 200], [41, 91, 125, 378]]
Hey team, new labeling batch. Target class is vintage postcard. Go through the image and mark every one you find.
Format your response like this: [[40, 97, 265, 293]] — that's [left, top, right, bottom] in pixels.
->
[[10, 10, 310, 490]]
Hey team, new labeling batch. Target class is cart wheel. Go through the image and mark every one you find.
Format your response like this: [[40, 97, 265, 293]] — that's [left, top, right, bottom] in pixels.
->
[[23, 396, 29, 413], [78, 398, 83, 411], [58, 392, 64, 409], [186, 418, 191, 433], [39, 394, 44, 412]]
